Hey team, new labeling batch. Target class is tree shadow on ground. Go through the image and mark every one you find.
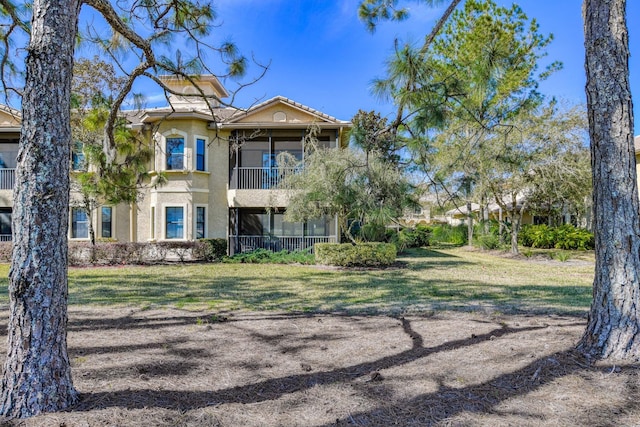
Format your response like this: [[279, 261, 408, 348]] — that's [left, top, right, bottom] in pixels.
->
[[69, 316, 598, 421]]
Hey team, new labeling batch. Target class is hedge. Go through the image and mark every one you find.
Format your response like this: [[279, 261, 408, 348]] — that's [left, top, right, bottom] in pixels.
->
[[0, 239, 228, 266], [315, 242, 396, 267], [518, 224, 594, 250]]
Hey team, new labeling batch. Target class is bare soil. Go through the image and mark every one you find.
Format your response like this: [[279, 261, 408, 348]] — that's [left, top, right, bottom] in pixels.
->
[[1, 306, 639, 427]]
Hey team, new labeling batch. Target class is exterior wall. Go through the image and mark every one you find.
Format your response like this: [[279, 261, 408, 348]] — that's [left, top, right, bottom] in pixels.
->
[[234, 104, 320, 125], [0, 97, 349, 250], [227, 189, 291, 208], [139, 119, 230, 242], [0, 190, 12, 207], [636, 153, 640, 189]]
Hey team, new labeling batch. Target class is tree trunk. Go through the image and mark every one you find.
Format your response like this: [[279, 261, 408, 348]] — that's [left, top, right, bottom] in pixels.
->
[[578, 0, 640, 360], [509, 213, 521, 255], [0, 0, 80, 418], [466, 200, 473, 246]]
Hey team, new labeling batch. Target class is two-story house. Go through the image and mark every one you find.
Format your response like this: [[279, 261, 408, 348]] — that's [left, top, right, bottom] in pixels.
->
[[0, 76, 351, 254]]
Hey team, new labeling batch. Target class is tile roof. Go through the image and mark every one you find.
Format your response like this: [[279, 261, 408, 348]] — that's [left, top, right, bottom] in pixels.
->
[[227, 95, 349, 124]]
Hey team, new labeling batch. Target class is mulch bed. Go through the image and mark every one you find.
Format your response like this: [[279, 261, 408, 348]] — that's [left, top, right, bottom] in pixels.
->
[[0, 307, 638, 426]]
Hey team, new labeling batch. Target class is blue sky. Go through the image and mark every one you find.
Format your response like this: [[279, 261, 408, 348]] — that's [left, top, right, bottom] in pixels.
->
[[177, 0, 640, 131]]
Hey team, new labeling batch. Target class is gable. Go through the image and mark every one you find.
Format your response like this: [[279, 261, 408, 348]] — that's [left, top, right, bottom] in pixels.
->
[[225, 96, 348, 128], [0, 106, 21, 128], [234, 102, 326, 125]]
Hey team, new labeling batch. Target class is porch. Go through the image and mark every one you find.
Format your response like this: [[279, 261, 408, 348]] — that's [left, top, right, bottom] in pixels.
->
[[228, 235, 337, 255], [229, 207, 338, 255], [0, 168, 15, 190], [229, 166, 297, 190]]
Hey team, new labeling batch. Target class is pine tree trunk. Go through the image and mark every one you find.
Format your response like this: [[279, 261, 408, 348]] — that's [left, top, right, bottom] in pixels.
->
[[466, 200, 473, 246], [510, 214, 520, 255], [578, 0, 640, 360], [0, 0, 80, 417]]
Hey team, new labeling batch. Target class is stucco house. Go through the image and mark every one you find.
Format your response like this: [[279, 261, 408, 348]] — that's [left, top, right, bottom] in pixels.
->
[[0, 76, 351, 254]]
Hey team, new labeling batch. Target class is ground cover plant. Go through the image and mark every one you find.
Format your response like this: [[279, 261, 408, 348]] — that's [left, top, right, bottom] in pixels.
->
[[1, 247, 636, 427]]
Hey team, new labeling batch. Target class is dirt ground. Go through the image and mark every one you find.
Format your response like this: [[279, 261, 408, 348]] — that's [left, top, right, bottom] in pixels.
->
[[0, 306, 639, 427]]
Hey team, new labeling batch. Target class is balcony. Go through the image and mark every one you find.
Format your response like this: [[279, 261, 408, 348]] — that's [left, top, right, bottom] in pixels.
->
[[230, 167, 298, 190], [229, 235, 336, 255], [0, 169, 14, 190]]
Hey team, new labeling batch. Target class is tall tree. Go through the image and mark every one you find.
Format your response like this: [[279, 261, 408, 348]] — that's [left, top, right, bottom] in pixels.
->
[[478, 103, 588, 253], [577, 0, 640, 360], [0, 0, 248, 418], [282, 124, 416, 243], [71, 58, 166, 245], [376, 0, 559, 248]]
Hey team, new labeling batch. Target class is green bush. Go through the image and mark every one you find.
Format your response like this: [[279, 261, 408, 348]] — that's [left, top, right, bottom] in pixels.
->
[[429, 224, 467, 246], [519, 224, 555, 249], [414, 224, 432, 247], [315, 242, 397, 267], [518, 224, 594, 250], [194, 238, 227, 262], [476, 233, 502, 250], [553, 225, 594, 250], [358, 223, 388, 242], [224, 249, 315, 264], [390, 225, 432, 253]]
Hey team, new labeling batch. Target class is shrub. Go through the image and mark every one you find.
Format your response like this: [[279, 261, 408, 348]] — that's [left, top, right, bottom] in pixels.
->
[[551, 250, 571, 262], [519, 224, 555, 249], [315, 242, 396, 267], [358, 223, 388, 242], [66, 241, 222, 266], [225, 248, 314, 264], [553, 225, 594, 250], [393, 229, 416, 253], [413, 224, 432, 247], [518, 224, 594, 250], [429, 224, 467, 246], [0, 242, 11, 262], [193, 238, 227, 262], [476, 234, 502, 250]]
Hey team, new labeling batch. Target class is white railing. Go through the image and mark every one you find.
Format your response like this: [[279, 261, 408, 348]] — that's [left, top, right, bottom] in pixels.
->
[[0, 169, 15, 190], [230, 167, 299, 190], [229, 235, 337, 255], [0, 234, 10, 242]]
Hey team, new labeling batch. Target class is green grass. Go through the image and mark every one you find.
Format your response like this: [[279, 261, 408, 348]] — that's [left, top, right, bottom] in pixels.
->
[[0, 247, 595, 315]]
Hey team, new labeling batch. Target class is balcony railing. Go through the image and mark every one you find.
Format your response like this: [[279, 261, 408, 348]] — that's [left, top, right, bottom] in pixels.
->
[[229, 235, 336, 255], [0, 234, 10, 242], [0, 169, 15, 190], [230, 167, 299, 190]]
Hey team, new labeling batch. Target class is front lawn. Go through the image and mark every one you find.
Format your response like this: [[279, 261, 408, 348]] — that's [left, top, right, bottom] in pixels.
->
[[0, 247, 594, 315]]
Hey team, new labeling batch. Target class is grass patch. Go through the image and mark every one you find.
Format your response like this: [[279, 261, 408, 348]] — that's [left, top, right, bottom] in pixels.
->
[[0, 247, 595, 315]]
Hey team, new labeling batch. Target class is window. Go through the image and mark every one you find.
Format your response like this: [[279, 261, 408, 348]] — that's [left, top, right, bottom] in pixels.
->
[[71, 208, 88, 239], [101, 207, 112, 239], [0, 207, 11, 239], [195, 206, 206, 239], [273, 213, 303, 236], [165, 207, 184, 239], [166, 137, 184, 170], [72, 141, 85, 171], [196, 138, 206, 171]]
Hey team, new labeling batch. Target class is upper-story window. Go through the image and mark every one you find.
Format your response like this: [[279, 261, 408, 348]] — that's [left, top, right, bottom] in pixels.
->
[[196, 138, 206, 172], [72, 141, 85, 171], [166, 137, 184, 170]]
